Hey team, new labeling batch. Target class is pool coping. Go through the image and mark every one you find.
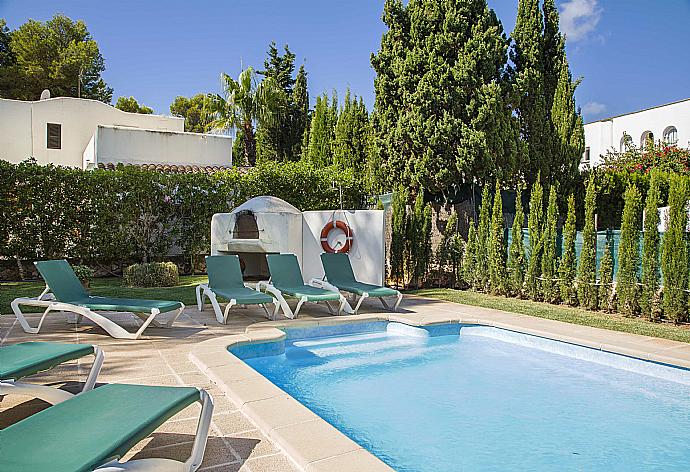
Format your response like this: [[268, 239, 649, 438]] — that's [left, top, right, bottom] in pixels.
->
[[189, 307, 690, 472]]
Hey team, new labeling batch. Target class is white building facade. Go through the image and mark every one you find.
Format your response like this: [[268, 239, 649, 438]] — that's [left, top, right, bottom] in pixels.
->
[[0, 95, 232, 169], [583, 98, 690, 168]]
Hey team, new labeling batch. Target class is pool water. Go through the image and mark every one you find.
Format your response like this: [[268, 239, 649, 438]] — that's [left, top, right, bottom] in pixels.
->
[[236, 323, 690, 471]]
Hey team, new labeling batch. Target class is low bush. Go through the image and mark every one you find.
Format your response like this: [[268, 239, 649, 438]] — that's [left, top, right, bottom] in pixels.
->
[[123, 262, 179, 287], [72, 265, 94, 287]]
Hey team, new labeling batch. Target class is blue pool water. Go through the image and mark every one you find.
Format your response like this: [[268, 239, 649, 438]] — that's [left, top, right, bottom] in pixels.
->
[[234, 323, 690, 471]]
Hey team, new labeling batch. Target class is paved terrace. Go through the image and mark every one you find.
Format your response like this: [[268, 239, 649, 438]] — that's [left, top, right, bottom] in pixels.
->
[[2, 296, 690, 471]]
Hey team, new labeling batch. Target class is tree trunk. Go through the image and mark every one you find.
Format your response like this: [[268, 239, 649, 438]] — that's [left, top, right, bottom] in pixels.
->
[[243, 123, 256, 166]]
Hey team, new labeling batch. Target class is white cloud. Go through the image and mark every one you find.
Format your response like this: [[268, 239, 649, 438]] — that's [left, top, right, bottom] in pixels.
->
[[582, 101, 607, 116], [560, 0, 603, 42]]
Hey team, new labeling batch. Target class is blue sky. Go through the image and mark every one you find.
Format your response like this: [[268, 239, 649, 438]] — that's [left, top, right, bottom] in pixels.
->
[[2, 0, 689, 123]]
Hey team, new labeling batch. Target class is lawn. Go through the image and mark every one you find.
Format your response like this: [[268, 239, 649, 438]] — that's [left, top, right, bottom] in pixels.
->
[[0, 275, 208, 315], [414, 288, 690, 344]]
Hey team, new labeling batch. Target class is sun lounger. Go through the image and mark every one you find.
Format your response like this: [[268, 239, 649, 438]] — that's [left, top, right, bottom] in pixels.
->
[[321, 253, 402, 314], [257, 253, 353, 319], [11, 260, 185, 340], [196, 255, 279, 323], [0, 341, 103, 404], [1, 383, 213, 472]]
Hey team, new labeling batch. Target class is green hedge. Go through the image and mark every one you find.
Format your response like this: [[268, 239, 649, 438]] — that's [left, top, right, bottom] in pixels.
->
[[123, 262, 179, 287], [0, 159, 363, 268]]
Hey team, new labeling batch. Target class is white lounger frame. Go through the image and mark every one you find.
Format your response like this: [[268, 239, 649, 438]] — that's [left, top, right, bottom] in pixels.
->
[[11, 286, 185, 340], [95, 388, 214, 472], [344, 289, 403, 315], [195, 283, 280, 323], [256, 279, 354, 319], [0, 345, 104, 405]]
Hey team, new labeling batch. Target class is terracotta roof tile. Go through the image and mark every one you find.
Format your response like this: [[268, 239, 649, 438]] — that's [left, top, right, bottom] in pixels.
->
[[95, 162, 247, 174]]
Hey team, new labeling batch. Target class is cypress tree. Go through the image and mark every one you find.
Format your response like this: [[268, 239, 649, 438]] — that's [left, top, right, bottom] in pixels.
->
[[661, 175, 689, 323], [617, 185, 643, 317], [599, 239, 615, 313], [578, 174, 598, 309], [508, 187, 526, 296], [559, 194, 577, 305], [333, 90, 370, 171], [475, 185, 492, 291], [541, 184, 559, 303], [489, 183, 507, 295], [551, 57, 585, 185], [293, 65, 309, 159], [438, 211, 463, 287], [410, 192, 426, 288], [526, 178, 544, 300], [641, 172, 662, 320], [305, 94, 335, 166], [463, 219, 477, 288], [422, 202, 433, 285], [541, 0, 563, 111], [390, 186, 408, 287]]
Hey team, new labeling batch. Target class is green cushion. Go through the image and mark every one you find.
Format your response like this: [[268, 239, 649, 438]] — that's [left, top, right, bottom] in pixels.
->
[[332, 281, 399, 298], [321, 253, 399, 297], [206, 255, 246, 290], [274, 284, 342, 302], [34, 260, 89, 302], [212, 286, 275, 305], [1, 383, 200, 472], [0, 342, 94, 380], [266, 254, 305, 288], [73, 296, 182, 314]]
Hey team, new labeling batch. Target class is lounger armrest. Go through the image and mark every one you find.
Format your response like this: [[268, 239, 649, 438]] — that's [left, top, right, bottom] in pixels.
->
[[308, 278, 341, 294], [257, 281, 282, 298]]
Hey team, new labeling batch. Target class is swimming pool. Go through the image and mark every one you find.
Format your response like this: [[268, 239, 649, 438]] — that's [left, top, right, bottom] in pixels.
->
[[232, 322, 690, 471]]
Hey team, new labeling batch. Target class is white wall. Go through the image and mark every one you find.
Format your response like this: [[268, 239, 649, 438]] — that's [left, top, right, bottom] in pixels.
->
[[302, 210, 385, 285], [90, 125, 232, 168], [0, 99, 32, 162], [584, 99, 690, 168]]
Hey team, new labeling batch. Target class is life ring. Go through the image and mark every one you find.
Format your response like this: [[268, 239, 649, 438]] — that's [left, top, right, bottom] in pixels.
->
[[320, 220, 354, 253]]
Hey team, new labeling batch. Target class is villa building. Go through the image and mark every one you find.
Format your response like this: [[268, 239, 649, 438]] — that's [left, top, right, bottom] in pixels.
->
[[582, 97, 690, 168], [0, 93, 232, 171]]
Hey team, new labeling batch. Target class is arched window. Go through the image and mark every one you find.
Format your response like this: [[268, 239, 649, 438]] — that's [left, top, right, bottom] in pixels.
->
[[640, 131, 654, 148], [620, 133, 631, 152], [663, 126, 678, 145]]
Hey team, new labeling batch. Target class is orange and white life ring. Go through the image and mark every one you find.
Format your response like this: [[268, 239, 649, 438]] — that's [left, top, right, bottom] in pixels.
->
[[320, 220, 354, 253]]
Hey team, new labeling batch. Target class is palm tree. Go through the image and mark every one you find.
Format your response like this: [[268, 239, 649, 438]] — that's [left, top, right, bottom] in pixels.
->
[[208, 66, 282, 166]]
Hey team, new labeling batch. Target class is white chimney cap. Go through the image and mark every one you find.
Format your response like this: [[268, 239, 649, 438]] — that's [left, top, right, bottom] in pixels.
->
[[40, 89, 51, 100]]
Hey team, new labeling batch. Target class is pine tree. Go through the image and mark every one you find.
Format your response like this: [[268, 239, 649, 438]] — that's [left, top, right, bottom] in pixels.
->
[[661, 175, 689, 323], [390, 186, 408, 287], [526, 178, 544, 299], [599, 239, 615, 313], [641, 172, 662, 320], [578, 174, 598, 309], [541, 184, 559, 303], [559, 194, 578, 305], [463, 219, 477, 288], [475, 185, 492, 291], [617, 185, 643, 317], [489, 182, 507, 295], [508, 187, 526, 296]]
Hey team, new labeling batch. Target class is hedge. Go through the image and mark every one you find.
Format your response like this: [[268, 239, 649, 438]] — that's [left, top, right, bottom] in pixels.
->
[[0, 159, 364, 271]]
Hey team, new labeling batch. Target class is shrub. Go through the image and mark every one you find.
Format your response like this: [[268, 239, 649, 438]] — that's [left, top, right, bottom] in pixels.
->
[[559, 194, 577, 305], [641, 172, 662, 320], [578, 174, 598, 309], [526, 178, 544, 300], [488, 182, 506, 295], [123, 262, 180, 287], [72, 265, 94, 287], [508, 186, 526, 297], [616, 185, 642, 316], [661, 175, 689, 323], [541, 185, 559, 303]]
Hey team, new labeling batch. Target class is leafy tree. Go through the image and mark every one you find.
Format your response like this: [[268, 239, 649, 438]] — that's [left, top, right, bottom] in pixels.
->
[[390, 186, 408, 286], [488, 182, 506, 295], [463, 219, 477, 287], [170, 94, 214, 133], [508, 186, 526, 296], [641, 172, 662, 320], [541, 184, 559, 303], [526, 178, 544, 299], [616, 185, 642, 316], [333, 90, 370, 171], [115, 96, 153, 114], [305, 93, 337, 166], [578, 174, 598, 309], [475, 185, 492, 290], [371, 0, 521, 193], [661, 175, 689, 323], [1, 14, 112, 102], [599, 238, 615, 313], [208, 67, 282, 166], [559, 194, 577, 305]]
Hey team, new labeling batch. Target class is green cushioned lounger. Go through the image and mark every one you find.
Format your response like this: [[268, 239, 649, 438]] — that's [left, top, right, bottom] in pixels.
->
[[258, 254, 352, 319], [321, 253, 402, 314], [196, 255, 278, 323], [0, 341, 103, 405], [1, 383, 213, 472], [11, 260, 185, 340]]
